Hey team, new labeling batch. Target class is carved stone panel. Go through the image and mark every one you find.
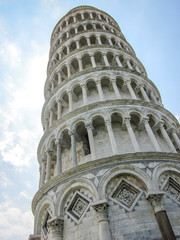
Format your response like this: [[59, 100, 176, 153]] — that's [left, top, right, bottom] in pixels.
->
[[66, 191, 90, 223], [110, 178, 142, 211], [162, 177, 180, 204]]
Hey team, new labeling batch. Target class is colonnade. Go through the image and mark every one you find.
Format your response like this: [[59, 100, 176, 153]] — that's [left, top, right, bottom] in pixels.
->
[[52, 9, 120, 44], [50, 33, 133, 68], [46, 50, 146, 97], [45, 78, 161, 129], [39, 116, 180, 187]]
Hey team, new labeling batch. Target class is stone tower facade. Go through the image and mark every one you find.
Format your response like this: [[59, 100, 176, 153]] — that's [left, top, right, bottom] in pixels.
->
[[29, 5, 180, 240]]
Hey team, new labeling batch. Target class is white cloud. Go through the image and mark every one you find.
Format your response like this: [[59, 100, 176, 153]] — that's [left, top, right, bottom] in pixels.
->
[[0, 202, 33, 239], [41, 0, 69, 19], [0, 41, 21, 68], [0, 172, 13, 187]]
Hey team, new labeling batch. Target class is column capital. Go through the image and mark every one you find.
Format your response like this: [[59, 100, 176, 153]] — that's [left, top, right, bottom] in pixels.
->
[[147, 192, 164, 213], [142, 117, 149, 124], [28, 235, 41, 240], [96, 79, 101, 85], [56, 97, 62, 103], [111, 78, 116, 83], [68, 130, 75, 136], [124, 117, 131, 125], [80, 83, 86, 88], [55, 139, 62, 146], [47, 217, 64, 237], [91, 200, 109, 221], [85, 122, 93, 130], [105, 119, 112, 126], [168, 127, 176, 134], [125, 79, 131, 84], [45, 150, 53, 156], [139, 83, 145, 88]]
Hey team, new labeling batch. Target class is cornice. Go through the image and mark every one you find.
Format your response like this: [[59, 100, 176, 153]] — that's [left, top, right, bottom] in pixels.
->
[[32, 152, 180, 214]]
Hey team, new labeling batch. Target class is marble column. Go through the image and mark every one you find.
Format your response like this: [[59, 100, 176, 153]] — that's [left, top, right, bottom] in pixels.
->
[[92, 200, 112, 240], [90, 54, 96, 67], [67, 90, 73, 112], [108, 38, 113, 46], [47, 217, 64, 240], [55, 139, 62, 175], [81, 84, 88, 105], [111, 79, 121, 99], [126, 58, 133, 70], [85, 123, 96, 159], [87, 37, 91, 46], [57, 72, 62, 85], [143, 118, 161, 151], [125, 80, 137, 99], [39, 159, 46, 188], [147, 193, 176, 240], [139, 84, 150, 102], [78, 57, 83, 71], [69, 131, 77, 167], [159, 122, 176, 153], [115, 55, 123, 67], [46, 150, 53, 181], [170, 128, 180, 150], [97, 36, 102, 45], [76, 40, 80, 49], [73, 16, 76, 22], [124, 118, 140, 152], [96, 80, 104, 101], [56, 98, 62, 120], [149, 90, 158, 104], [49, 108, 53, 127], [105, 120, 118, 155], [103, 53, 110, 66], [67, 63, 71, 78]]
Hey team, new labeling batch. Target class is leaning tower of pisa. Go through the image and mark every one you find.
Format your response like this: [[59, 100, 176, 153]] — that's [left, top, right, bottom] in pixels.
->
[[29, 5, 180, 240]]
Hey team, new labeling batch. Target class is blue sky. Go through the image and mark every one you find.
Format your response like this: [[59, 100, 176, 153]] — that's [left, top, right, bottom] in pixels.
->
[[0, 0, 179, 239]]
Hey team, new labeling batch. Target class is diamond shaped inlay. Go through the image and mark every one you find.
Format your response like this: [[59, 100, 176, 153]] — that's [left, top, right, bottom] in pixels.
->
[[163, 177, 180, 203], [66, 191, 90, 223], [110, 178, 142, 211]]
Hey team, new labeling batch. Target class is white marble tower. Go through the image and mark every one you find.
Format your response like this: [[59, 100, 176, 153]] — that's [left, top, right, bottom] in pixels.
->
[[29, 5, 180, 240]]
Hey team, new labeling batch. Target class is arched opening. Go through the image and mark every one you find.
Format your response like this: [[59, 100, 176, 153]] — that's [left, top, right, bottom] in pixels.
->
[[69, 41, 76, 52], [79, 37, 88, 48], [77, 25, 84, 32], [111, 113, 125, 153], [82, 54, 92, 69], [69, 28, 75, 36], [100, 36, 108, 45], [60, 129, 71, 171], [90, 35, 97, 45], [68, 16, 73, 25], [84, 12, 90, 20], [92, 116, 111, 157], [61, 92, 69, 116], [75, 122, 91, 163], [96, 24, 102, 30], [107, 52, 117, 67], [76, 13, 82, 21], [62, 33, 67, 41], [100, 14, 106, 21], [70, 59, 79, 75], [92, 12, 97, 19], [62, 21, 66, 29], [87, 23, 93, 30], [61, 65, 68, 81], [86, 80, 98, 103], [72, 85, 83, 108], [94, 52, 104, 67], [101, 77, 113, 99]]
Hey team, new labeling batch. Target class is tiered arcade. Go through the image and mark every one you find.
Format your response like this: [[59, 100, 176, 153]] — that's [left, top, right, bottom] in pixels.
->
[[29, 6, 180, 240]]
